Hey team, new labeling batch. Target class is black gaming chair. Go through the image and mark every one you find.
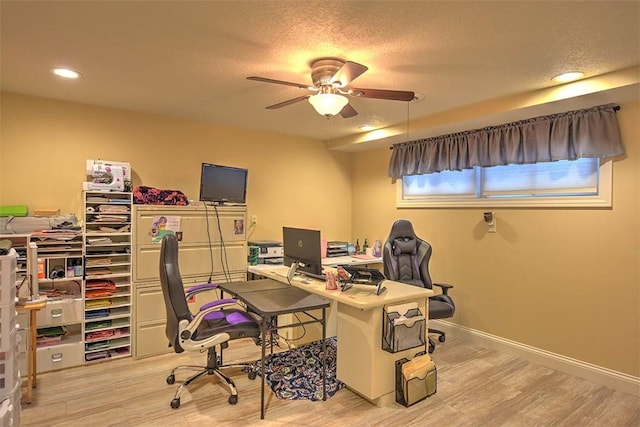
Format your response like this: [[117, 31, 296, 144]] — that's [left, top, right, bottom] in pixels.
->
[[383, 219, 455, 353], [159, 233, 260, 408]]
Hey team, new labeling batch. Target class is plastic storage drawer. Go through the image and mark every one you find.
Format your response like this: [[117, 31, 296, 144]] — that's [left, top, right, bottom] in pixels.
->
[[16, 312, 28, 354], [0, 333, 20, 397], [0, 251, 17, 303], [0, 326, 19, 354], [0, 381, 21, 427], [0, 277, 16, 306], [0, 306, 18, 346], [37, 298, 83, 327], [37, 340, 83, 372]]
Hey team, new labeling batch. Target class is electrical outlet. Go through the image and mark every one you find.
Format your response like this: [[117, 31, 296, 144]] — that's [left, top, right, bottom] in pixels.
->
[[251, 215, 258, 225]]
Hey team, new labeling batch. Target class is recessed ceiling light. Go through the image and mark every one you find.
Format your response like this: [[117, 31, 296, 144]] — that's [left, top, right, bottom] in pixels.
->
[[52, 68, 81, 79], [552, 71, 584, 83], [359, 125, 376, 131]]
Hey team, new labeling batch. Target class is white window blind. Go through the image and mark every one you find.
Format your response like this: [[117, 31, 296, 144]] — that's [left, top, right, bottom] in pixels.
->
[[397, 158, 611, 208], [483, 158, 599, 197], [402, 168, 475, 198]]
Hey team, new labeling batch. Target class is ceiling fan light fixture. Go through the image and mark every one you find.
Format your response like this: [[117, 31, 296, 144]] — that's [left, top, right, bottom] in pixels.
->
[[308, 93, 348, 116]]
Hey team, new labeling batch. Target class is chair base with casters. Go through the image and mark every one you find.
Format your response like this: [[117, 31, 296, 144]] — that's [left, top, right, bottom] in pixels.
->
[[159, 233, 262, 410], [427, 328, 446, 353], [166, 342, 257, 408]]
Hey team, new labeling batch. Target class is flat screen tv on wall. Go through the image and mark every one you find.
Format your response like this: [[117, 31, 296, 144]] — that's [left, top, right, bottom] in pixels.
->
[[199, 163, 248, 204]]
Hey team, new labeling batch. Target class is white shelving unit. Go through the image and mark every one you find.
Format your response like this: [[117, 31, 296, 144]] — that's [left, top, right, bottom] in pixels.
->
[[83, 191, 133, 363], [0, 234, 38, 384], [31, 230, 84, 373], [1, 250, 21, 426]]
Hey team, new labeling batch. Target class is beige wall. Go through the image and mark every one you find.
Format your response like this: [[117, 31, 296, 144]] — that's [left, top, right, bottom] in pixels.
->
[[351, 100, 640, 377], [2, 91, 638, 377], [0, 92, 352, 242]]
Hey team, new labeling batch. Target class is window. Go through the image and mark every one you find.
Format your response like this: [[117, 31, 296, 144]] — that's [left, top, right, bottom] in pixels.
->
[[397, 158, 612, 208]]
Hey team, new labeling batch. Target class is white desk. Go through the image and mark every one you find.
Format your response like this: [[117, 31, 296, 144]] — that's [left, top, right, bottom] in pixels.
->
[[248, 255, 381, 280], [247, 264, 432, 401], [321, 255, 382, 266]]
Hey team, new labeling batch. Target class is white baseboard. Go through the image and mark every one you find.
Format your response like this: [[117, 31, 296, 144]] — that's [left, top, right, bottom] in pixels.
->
[[431, 320, 640, 397]]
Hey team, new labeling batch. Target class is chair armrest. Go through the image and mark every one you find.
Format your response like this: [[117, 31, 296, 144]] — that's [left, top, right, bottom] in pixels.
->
[[185, 283, 219, 300], [187, 299, 239, 331], [178, 299, 240, 352], [199, 298, 240, 312], [433, 282, 453, 295]]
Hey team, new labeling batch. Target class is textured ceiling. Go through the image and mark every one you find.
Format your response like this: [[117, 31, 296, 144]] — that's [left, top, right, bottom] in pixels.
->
[[1, 1, 639, 146]]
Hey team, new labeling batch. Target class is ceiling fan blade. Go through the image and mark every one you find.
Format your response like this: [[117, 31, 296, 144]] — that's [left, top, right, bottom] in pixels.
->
[[247, 76, 312, 90], [349, 87, 415, 102], [339, 103, 358, 118], [331, 61, 368, 87], [265, 95, 310, 110]]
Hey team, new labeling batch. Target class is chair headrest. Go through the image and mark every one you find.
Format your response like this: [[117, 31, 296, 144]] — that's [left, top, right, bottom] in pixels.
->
[[162, 232, 178, 249], [387, 219, 417, 241], [393, 237, 417, 255]]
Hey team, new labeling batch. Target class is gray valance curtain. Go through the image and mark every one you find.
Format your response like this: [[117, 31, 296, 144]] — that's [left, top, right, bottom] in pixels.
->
[[388, 103, 624, 178]]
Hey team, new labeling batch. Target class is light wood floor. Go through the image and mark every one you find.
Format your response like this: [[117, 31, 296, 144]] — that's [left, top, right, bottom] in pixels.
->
[[19, 336, 640, 427]]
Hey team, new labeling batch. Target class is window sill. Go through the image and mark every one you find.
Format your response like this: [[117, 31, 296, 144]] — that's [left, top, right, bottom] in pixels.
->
[[397, 195, 612, 209]]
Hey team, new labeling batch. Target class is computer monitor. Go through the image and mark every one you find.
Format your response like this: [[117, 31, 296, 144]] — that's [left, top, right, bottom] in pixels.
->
[[199, 163, 248, 204], [282, 226, 324, 279]]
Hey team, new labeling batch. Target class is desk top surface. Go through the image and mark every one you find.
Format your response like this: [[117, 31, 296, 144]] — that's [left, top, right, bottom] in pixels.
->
[[219, 279, 330, 316], [322, 255, 382, 266], [247, 266, 433, 310], [16, 296, 47, 310], [221, 278, 289, 294]]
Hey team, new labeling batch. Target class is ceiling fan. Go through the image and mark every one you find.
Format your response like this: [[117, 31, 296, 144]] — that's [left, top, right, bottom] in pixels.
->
[[247, 58, 415, 118]]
